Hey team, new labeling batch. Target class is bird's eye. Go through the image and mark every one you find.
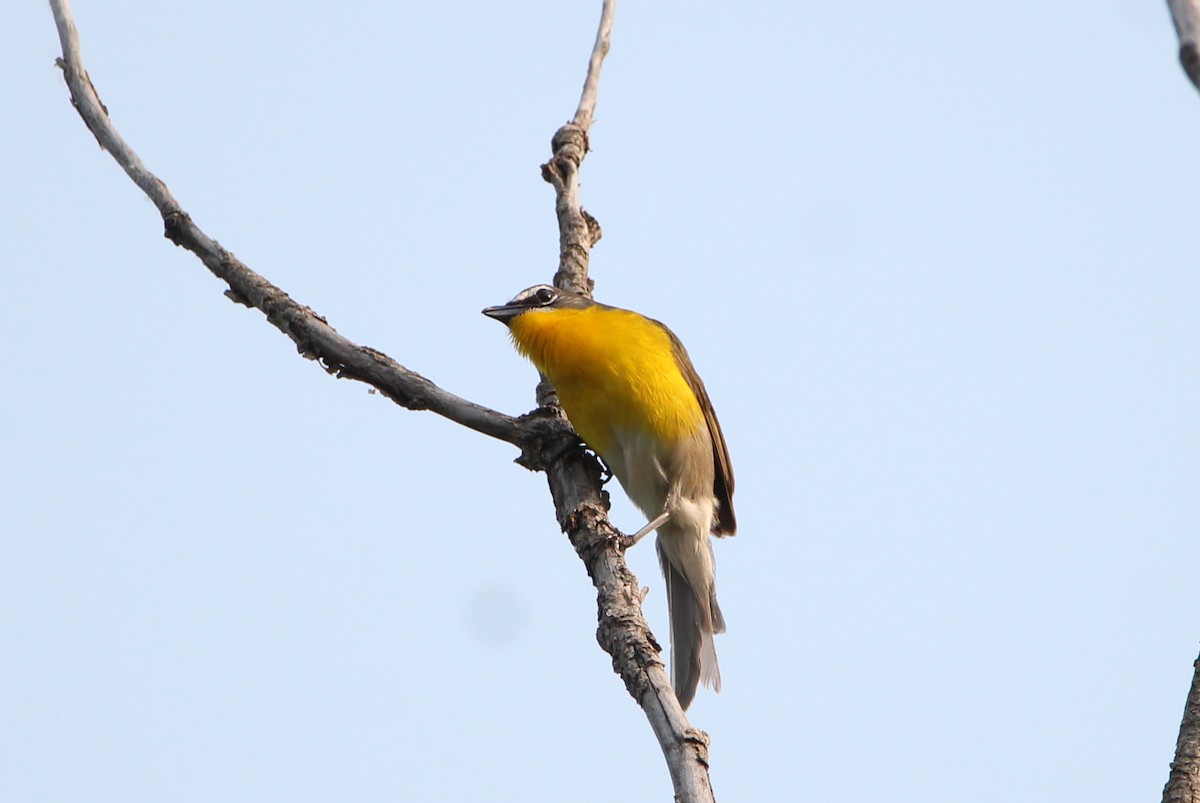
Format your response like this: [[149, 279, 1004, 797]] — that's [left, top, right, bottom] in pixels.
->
[[534, 287, 556, 304]]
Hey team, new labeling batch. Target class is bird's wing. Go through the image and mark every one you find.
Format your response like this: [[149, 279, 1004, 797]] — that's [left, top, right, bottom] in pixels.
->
[[663, 325, 736, 536]]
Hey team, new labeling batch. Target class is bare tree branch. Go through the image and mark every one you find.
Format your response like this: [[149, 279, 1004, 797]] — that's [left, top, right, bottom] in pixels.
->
[[541, 0, 614, 297], [1163, 651, 1200, 802], [1168, 0, 1200, 91], [543, 452, 718, 803], [533, 2, 720, 800], [572, 0, 615, 133], [49, 0, 716, 797], [47, 0, 519, 446]]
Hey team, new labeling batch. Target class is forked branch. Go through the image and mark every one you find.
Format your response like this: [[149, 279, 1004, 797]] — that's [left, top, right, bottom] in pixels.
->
[[48, 0, 717, 799]]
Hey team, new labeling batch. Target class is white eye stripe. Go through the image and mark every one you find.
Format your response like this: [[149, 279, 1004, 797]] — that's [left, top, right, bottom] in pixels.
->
[[510, 284, 558, 305]]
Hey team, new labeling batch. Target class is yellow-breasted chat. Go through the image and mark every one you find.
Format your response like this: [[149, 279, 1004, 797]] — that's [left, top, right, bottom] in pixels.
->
[[483, 284, 735, 710]]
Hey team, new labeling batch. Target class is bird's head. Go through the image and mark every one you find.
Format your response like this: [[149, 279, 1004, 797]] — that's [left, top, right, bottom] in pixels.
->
[[481, 284, 593, 325]]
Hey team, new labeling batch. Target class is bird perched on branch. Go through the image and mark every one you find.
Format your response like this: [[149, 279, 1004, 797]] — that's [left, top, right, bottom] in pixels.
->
[[483, 284, 735, 710]]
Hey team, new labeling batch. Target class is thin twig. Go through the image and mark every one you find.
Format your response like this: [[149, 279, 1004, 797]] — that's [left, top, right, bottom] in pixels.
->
[[1168, 0, 1200, 91], [573, 0, 616, 132], [47, 0, 519, 446], [540, 1, 614, 298], [535, 2, 719, 801]]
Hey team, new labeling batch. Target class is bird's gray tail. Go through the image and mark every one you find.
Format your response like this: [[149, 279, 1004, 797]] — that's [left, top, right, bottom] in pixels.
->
[[656, 534, 724, 710]]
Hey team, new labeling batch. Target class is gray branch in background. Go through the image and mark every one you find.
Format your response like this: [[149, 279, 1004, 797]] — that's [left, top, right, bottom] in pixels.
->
[[1168, 0, 1200, 90], [48, 0, 718, 798], [1163, 652, 1200, 802], [1163, 7, 1200, 800]]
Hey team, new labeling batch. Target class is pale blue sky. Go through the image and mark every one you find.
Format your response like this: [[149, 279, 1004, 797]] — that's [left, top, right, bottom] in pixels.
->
[[3, 1, 1198, 801]]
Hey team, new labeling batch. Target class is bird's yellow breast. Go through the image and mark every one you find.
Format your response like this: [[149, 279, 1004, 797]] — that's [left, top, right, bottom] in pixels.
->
[[507, 306, 704, 456]]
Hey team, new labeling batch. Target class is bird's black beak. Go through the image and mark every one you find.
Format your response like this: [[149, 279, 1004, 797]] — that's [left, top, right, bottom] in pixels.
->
[[481, 303, 525, 324]]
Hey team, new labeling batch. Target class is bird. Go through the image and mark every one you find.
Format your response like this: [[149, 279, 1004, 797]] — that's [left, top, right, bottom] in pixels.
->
[[483, 284, 735, 709]]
